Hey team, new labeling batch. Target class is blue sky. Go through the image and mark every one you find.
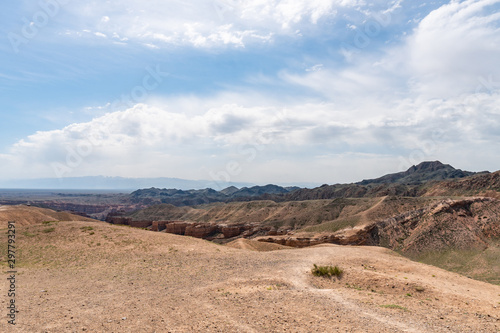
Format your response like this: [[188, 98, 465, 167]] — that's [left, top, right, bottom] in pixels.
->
[[1, 0, 500, 185]]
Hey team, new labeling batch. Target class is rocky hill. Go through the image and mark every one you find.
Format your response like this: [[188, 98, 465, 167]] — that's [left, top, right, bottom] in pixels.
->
[[357, 161, 479, 185], [423, 170, 500, 197], [273, 161, 483, 202]]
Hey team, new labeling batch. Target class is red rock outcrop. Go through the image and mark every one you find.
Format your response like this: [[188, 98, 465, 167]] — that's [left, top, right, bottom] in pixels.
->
[[221, 225, 244, 238], [185, 224, 218, 238], [165, 222, 191, 235], [149, 221, 278, 241], [151, 220, 184, 231], [128, 220, 152, 228], [257, 225, 378, 248], [259, 198, 500, 251]]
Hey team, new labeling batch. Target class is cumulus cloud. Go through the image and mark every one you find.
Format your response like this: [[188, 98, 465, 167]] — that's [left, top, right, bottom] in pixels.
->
[[407, 0, 500, 97], [58, 0, 363, 48], [3, 85, 500, 182], [282, 0, 500, 126]]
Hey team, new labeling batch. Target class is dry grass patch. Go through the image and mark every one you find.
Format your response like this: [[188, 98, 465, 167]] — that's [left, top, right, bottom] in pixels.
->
[[311, 264, 343, 278], [380, 304, 408, 311]]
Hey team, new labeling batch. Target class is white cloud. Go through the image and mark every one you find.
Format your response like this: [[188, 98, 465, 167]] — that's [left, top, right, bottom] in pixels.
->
[[407, 0, 500, 97], [282, 0, 500, 124], [305, 64, 323, 72], [57, 0, 361, 48], [3, 84, 500, 182]]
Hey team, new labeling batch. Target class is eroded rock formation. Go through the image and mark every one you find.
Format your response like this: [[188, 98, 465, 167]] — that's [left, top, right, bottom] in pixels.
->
[[258, 197, 500, 252]]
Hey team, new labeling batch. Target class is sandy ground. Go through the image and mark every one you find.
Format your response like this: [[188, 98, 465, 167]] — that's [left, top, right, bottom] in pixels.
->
[[0, 213, 499, 333], [0, 205, 96, 226]]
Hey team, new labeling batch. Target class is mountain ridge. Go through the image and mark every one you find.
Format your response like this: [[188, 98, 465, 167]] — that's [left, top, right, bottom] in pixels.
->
[[125, 161, 488, 206], [357, 161, 480, 185], [129, 184, 300, 206], [275, 161, 487, 202]]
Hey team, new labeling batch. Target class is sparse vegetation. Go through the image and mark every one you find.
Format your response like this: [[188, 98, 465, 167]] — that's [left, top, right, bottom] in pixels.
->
[[42, 227, 55, 233], [345, 283, 363, 291], [380, 304, 408, 311], [80, 226, 94, 231], [311, 264, 343, 278], [413, 241, 500, 285]]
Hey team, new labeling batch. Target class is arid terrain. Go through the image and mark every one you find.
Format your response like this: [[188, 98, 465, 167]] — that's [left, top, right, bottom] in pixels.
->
[[1, 162, 500, 331], [1, 205, 499, 332], [102, 163, 500, 286]]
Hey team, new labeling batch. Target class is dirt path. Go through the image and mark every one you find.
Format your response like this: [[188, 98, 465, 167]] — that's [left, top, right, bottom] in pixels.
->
[[358, 196, 387, 224], [327, 196, 387, 239], [286, 248, 422, 333]]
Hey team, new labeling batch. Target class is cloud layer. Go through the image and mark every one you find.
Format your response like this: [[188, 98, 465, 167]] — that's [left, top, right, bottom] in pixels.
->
[[58, 0, 372, 48], [4, 87, 500, 183], [2, 0, 500, 184]]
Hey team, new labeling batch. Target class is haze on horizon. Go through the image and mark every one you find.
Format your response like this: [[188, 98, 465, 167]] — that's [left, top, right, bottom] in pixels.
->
[[1, 0, 500, 185]]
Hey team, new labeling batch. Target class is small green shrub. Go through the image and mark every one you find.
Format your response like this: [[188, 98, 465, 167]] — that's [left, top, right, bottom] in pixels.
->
[[380, 304, 408, 311], [80, 226, 94, 231], [311, 264, 343, 278], [42, 227, 55, 233]]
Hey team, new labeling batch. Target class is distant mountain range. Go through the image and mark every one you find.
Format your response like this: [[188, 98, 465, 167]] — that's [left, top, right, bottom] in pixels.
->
[[1, 161, 496, 220], [126, 161, 490, 206], [130, 184, 301, 206], [0, 176, 255, 191], [0, 161, 479, 193], [0, 176, 319, 191]]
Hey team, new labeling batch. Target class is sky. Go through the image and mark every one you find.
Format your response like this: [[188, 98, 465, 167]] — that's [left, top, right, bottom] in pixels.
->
[[1, 0, 500, 186]]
